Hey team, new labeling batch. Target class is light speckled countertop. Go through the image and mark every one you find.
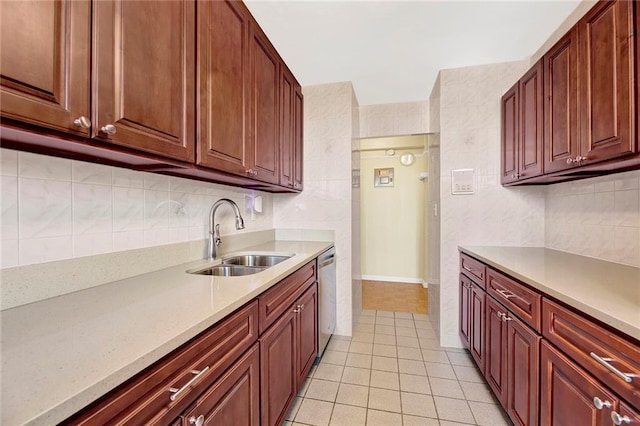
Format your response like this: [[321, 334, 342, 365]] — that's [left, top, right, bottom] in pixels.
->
[[459, 246, 640, 341], [1, 240, 333, 426]]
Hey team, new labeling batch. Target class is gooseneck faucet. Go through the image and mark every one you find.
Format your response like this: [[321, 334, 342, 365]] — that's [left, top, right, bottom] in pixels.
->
[[208, 198, 245, 260]]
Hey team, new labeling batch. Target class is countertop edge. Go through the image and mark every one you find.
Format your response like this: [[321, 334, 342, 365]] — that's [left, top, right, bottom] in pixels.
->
[[459, 246, 640, 342]]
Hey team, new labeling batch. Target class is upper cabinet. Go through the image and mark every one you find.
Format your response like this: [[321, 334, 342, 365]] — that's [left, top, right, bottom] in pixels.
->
[[0, 0, 91, 136], [503, 0, 638, 185], [93, 0, 195, 162], [1, 0, 302, 193], [501, 61, 544, 184]]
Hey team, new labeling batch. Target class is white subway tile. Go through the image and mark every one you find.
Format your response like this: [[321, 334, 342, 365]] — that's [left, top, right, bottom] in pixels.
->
[[73, 183, 113, 235], [613, 189, 639, 227], [113, 230, 144, 252], [1, 149, 18, 176], [1, 239, 19, 268], [112, 167, 144, 188], [72, 161, 112, 185], [1, 176, 18, 240], [73, 233, 113, 258], [144, 173, 170, 191], [112, 187, 144, 232], [144, 190, 170, 229], [19, 236, 73, 265], [19, 152, 71, 181]]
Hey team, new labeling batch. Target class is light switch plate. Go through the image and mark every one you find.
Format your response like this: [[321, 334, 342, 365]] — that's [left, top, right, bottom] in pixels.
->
[[451, 169, 475, 194]]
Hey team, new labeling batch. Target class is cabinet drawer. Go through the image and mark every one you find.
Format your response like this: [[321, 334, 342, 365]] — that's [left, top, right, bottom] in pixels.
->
[[259, 260, 316, 333], [460, 253, 486, 288], [64, 301, 259, 425], [487, 268, 541, 332], [543, 299, 640, 408]]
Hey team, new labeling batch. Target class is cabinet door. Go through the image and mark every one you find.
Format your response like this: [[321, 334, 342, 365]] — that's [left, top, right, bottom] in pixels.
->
[[249, 25, 280, 184], [578, 0, 635, 164], [297, 283, 318, 385], [0, 0, 90, 136], [93, 0, 195, 162], [459, 274, 472, 349], [518, 60, 544, 180], [506, 314, 540, 426], [293, 85, 304, 190], [197, 0, 251, 175], [614, 402, 640, 426], [260, 309, 297, 426], [470, 283, 486, 373], [279, 66, 295, 188], [544, 28, 579, 174], [541, 341, 618, 426], [501, 82, 519, 184], [485, 296, 508, 407], [180, 344, 260, 426]]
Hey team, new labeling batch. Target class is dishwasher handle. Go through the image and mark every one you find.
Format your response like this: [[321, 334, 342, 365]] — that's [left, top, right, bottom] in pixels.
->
[[318, 248, 336, 268], [319, 256, 335, 268]]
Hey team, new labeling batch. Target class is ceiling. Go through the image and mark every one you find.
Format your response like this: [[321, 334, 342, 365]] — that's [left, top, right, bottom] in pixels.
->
[[244, 1, 581, 106]]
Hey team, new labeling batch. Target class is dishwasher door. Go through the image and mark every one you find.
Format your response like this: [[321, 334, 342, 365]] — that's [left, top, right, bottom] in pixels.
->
[[317, 247, 336, 359]]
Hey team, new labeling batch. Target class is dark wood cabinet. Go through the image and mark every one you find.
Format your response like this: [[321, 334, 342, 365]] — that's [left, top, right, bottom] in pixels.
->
[[92, 0, 195, 162], [459, 274, 472, 349], [260, 282, 317, 426], [279, 66, 304, 190], [293, 86, 304, 190], [470, 283, 486, 373], [543, 28, 580, 174], [249, 24, 280, 185], [485, 296, 508, 407], [196, 0, 251, 175], [259, 308, 297, 426], [578, 0, 635, 166], [541, 341, 618, 426], [0, 0, 91, 136], [179, 343, 260, 426], [501, 82, 519, 184]]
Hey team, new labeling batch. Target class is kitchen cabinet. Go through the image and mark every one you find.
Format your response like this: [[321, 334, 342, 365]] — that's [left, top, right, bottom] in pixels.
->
[[92, 0, 195, 162], [1, 0, 303, 193], [178, 343, 260, 426], [469, 282, 486, 373], [459, 274, 472, 349], [485, 296, 508, 406], [196, 0, 251, 175], [279, 66, 304, 190], [501, 61, 544, 184], [260, 282, 317, 426], [0, 0, 91, 136], [541, 341, 618, 426]]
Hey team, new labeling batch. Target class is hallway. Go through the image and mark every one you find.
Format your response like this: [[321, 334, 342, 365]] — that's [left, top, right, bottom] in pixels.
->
[[362, 281, 427, 314], [284, 309, 509, 425]]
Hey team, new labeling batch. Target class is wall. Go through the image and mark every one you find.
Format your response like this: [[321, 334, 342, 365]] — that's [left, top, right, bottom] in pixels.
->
[[351, 89, 363, 323], [360, 148, 427, 282], [427, 73, 441, 332], [434, 61, 547, 348], [359, 101, 429, 138], [273, 82, 356, 336], [0, 149, 274, 268], [546, 170, 640, 267]]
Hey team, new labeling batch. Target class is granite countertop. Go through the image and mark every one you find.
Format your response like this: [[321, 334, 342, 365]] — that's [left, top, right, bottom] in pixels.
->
[[1, 240, 333, 426], [459, 246, 640, 341]]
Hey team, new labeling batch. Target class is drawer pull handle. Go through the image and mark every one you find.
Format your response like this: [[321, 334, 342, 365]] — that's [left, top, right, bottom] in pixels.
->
[[593, 396, 612, 410], [168, 366, 210, 401], [502, 314, 513, 321], [496, 311, 504, 320], [462, 265, 474, 273], [612, 411, 632, 425], [189, 415, 205, 426], [496, 289, 515, 299], [293, 306, 301, 313], [590, 352, 639, 383]]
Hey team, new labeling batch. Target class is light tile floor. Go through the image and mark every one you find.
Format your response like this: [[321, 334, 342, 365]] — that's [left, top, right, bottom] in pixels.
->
[[284, 310, 512, 426]]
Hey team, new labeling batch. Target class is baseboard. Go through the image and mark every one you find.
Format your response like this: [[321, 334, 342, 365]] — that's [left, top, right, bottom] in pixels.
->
[[360, 275, 427, 287]]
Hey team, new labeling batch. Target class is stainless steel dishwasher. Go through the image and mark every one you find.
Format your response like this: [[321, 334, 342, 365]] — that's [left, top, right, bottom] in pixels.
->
[[317, 247, 336, 359]]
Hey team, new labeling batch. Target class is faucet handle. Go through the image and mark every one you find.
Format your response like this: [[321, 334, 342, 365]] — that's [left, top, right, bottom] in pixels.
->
[[214, 224, 222, 246]]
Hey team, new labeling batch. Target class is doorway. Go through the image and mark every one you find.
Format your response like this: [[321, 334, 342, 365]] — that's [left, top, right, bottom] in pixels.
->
[[357, 135, 429, 314]]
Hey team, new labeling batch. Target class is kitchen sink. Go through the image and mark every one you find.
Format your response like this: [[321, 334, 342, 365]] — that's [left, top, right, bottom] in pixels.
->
[[188, 265, 266, 277], [221, 254, 291, 267]]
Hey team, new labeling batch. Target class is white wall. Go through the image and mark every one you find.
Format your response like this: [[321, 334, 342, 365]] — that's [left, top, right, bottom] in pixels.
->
[[359, 101, 429, 138], [0, 149, 274, 268], [273, 82, 357, 336], [434, 61, 547, 348]]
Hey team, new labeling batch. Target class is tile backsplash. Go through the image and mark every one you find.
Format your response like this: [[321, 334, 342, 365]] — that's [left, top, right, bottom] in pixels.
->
[[545, 170, 640, 267], [0, 149, 274, 268]]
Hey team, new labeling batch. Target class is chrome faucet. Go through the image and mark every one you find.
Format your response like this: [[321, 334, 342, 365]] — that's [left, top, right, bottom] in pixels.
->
[[208, 198, 245, 260]]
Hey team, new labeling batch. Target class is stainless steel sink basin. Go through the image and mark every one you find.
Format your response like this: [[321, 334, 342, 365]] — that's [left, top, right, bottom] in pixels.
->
[[188, 265, 266, 276], [222, 254, 291, 267]]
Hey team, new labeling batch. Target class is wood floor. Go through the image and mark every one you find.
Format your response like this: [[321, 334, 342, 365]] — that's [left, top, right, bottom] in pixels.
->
[[361, 280, 428, 314]]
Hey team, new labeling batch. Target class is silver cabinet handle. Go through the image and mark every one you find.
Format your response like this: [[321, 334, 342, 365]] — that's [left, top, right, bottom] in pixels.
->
[[502, 314, 513, 321], [462, 265, 473, 273], [496, 311, 504, 320], [189, 415, 205, 426], [300, 303, 305, 311], [576, 155, 588, 163], [590, 352, 639, 383], [100, 124, 116, 135], [612, 411, 632, 425], [593, 396, 612, 410], [566, 158, 574, 165], [293, 307, 301, 313], [168, 366, 210, 401], [495, 288, 515, 299], [73, 116, 91, 128]]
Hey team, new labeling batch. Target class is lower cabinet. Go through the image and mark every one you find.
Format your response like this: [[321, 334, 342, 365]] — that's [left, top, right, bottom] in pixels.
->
[[260, 282, 318, 426], [469, 283, 486, 374], [178, 343, 260, 426], [459, 274, 472, 349]]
